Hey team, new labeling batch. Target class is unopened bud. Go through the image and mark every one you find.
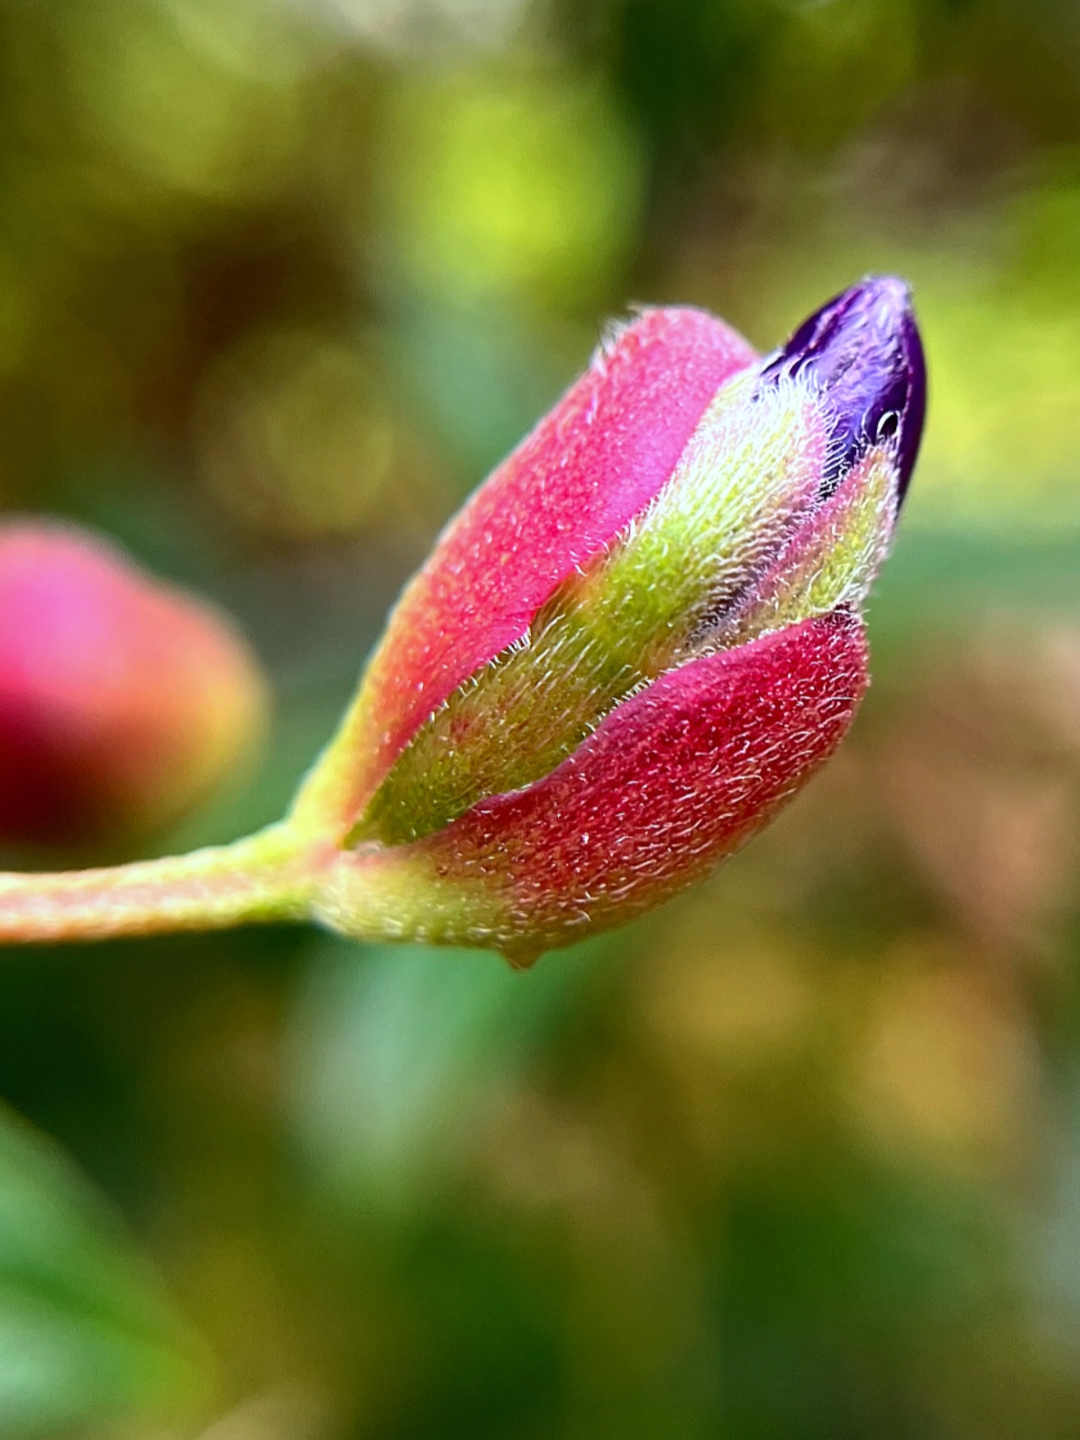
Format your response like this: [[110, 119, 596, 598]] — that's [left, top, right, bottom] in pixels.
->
[[0, 522, 269, 850], [298, 277, 926, 961]]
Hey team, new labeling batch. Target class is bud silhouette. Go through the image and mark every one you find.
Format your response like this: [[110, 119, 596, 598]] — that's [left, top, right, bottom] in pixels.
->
[[0, 279, 925, 961], [0, 522, 269, 850]]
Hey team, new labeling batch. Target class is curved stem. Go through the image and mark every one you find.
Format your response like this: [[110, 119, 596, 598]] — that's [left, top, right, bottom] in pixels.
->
[[0, 823, 321, 944]]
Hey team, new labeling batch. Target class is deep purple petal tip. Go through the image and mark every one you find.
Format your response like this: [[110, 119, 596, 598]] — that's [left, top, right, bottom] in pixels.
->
[[760, 276, 926, 503]]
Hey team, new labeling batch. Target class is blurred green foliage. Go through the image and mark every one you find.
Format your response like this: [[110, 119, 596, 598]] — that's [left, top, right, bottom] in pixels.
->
[[2, 0, 1080, 1435], [0, 1102, 199, 1436]]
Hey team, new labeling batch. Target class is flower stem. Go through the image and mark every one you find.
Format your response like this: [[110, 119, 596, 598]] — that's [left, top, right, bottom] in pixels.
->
[[0, 823, 320, 944]]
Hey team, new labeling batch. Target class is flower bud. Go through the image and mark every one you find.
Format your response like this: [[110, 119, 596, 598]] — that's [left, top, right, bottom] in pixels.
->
[[0, 522, 269, 850], [299, 278, 925, 961]]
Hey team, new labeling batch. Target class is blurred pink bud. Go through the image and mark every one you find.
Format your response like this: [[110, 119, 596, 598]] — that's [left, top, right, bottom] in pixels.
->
[[0, 521, 269, 850]]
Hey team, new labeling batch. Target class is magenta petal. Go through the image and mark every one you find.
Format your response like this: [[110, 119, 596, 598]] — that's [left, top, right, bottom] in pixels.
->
[[341, 610, 867, 961], [349, 307, 757, 815]]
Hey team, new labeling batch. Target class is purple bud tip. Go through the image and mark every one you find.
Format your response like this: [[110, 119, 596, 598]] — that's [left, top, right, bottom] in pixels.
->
[[760, 276, 926, 502]]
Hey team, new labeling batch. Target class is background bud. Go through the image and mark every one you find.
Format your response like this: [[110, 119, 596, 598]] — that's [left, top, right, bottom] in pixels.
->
[[0, 521, 269, 851]]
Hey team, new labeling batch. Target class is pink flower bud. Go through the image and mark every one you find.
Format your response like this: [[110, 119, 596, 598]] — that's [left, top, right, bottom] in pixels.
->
[[296, 279, 925, 961], [0, 522, 269, 850]]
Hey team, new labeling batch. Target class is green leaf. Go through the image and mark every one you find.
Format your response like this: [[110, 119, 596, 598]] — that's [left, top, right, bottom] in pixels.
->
[[0, 1103, 203, 1437], [286, 938, 613, 1210]]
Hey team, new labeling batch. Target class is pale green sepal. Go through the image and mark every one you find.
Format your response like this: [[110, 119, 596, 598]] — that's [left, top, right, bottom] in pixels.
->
[[724, 446, 899, 644]]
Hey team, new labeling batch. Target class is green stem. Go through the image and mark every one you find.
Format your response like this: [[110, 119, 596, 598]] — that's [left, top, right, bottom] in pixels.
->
[[0, 823, 321, 944]]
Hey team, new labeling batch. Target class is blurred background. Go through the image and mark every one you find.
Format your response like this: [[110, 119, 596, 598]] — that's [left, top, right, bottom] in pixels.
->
[[0, 0, 1080, 1435]]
